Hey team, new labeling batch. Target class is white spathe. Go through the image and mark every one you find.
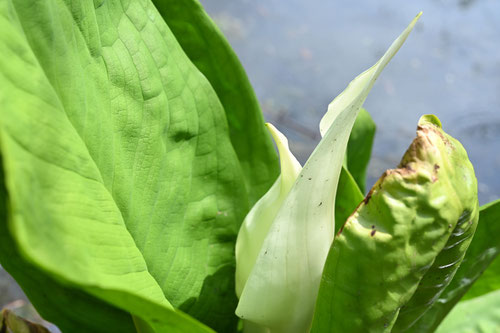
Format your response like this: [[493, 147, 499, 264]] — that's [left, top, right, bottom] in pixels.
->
[[235, 13, 422, 333], [235, 123, 302, 298]]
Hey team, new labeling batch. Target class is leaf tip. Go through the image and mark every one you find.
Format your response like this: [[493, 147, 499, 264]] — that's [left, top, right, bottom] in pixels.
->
[[418, 114, 442, 129], [265, 123, 288, 147], [412, 11, 423, 26]]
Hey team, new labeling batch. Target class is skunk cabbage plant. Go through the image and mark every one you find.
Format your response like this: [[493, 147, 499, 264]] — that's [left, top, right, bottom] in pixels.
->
[[1, 1, 500, 333], [235, 13, 422, 332]]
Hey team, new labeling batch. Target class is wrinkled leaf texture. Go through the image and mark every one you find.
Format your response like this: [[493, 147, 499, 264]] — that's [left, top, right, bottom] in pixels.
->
[[312, 115, 479, 333], [0, 0, 278, 332], [408, 199, 500, 332], [151, 0, 280, 205]]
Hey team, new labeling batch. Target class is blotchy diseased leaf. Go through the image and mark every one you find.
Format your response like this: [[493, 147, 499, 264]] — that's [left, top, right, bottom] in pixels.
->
[[0, 0, 249, 332], [346, 108, 376, 193], [151, 0, 280, 206], [407, 199, 500, 332], [435, 289, 500, 333], [311, 115, 479, 333], [236, 13, 421, 332]]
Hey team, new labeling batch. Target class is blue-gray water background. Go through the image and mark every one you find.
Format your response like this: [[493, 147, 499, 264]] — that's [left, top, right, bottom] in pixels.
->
[[201, 0, 500, 204]]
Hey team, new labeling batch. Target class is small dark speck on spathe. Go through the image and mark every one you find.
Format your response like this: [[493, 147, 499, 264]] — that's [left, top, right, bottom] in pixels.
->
[[371, 229, 376, 236], [308, 177, 312, 180], [318, 202, 322, 206], [264, 250, 268, 255], [371, 225, 375, 229]]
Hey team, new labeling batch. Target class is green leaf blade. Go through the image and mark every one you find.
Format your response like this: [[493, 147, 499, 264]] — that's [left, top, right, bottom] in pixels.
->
[[461, 199, 500, 300], [435, 289, 500, 333], [407, 199, 500, 332], [334, 166, 364, 233], [312, 115, 479, 333], [334, 110, 373, 231], [151, 0, 280, 206], [346, 108, 376, 193], [0, 0, 250, 331]]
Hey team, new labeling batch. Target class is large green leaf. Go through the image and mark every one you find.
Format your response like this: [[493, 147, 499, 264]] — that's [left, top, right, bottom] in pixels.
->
[[0, 175, 136, 333], [311, 115, 479, 333], [151, 0, 280, 206], [407, 199, 500, 332], [435, 289, 500, 333], [235, 13, 421, 332], [0, 157, 211, 333], [346, 108, 376, 193], [0, 0, 251, 331]]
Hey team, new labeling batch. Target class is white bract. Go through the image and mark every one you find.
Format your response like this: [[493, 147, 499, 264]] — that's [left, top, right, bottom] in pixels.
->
[[235, 123, 302, 298], [235, 13, 422, 333]]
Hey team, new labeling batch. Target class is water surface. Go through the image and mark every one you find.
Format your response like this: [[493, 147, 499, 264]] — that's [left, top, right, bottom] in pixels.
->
[[201, 0, 500, 204]]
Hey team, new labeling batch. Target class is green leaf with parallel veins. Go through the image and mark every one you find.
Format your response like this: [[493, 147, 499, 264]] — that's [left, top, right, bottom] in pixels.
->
[[435, 289, 500, 333], [346, 108, 376, 193], [151, 0, 280, 206], [406, 199, 500, 332], [0, 0, 249, 331], [312, 115, 479, 333]]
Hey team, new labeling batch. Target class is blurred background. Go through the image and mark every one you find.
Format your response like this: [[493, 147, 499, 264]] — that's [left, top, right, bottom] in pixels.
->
[[201, 0, 500, 204], [2, 0, 500, 319]]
